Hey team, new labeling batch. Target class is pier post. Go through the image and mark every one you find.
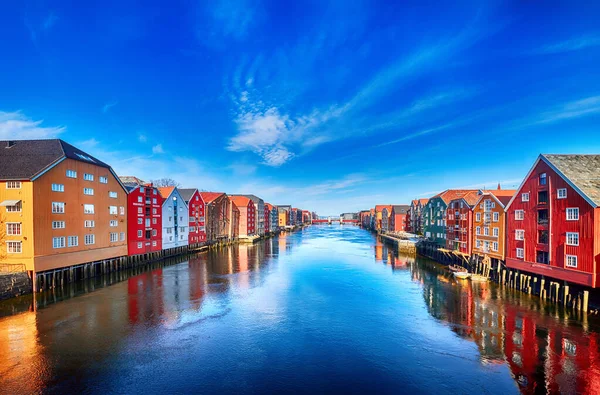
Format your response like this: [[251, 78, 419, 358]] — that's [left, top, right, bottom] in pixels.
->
[[583, 290, 589, 313]]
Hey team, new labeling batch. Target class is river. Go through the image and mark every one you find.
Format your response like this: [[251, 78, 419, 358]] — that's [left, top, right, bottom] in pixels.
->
[[1, 226, 599, 394]]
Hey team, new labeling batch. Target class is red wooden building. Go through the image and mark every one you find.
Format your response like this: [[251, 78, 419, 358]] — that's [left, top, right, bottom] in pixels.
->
[[389, 205, 410, 232], [505, 154, 600, 287], [264, 204, 271, 233], [120, 177, 163, 255], [179, 189, 206, 245], [229, 196, 256, 237], [445, 191, 481, 254]]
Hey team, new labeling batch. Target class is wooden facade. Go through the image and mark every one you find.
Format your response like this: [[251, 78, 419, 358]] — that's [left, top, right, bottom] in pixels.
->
[[123, 180, 163, 256], [471, 189, 516, 261], [505, 155, 600, 287], [389, 205, 410, 232], [423, 190, 480, 247], [445, 192, 480, 254], [199, 192, 231, 242], [229, 196, 255, 237]]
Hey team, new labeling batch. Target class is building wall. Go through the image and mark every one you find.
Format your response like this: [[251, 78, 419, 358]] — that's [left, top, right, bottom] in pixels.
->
[[381, 209, 390, 231], [1, 180, 34, 271], [445, 199, 473, 254], [162, 189, 189, 250], [390, 212, 407, 232], [278, 211, 287, 227], [506, 160, 598, 287], [423, 197, 447, 246], [472, 195, 507, 260], [32, 159, 128, 272], [206, 195, 230, 241], [264, 206, 270, 233], [188, 191, 206, 244], [126, 185, 162, 255]]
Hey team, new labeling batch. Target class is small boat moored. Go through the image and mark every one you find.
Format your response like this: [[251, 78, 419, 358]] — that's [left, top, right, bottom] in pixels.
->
[[448, 264, 468, 273], [470, 274, 489, 282], [453, 272, 471, 280]]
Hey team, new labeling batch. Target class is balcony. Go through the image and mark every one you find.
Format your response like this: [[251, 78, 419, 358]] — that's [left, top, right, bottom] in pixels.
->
[[538, 209, 549, 225]]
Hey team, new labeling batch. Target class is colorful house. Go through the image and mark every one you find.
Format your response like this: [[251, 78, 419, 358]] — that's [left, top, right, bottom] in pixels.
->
[[228, 197, 240, 239], [389, 205, 410, 232], [374, 205, 392, 231], [179, 188, 206, 245], [406, 199, 428, 234], [381, 207, 391, 231], [0, 139, 128, 280], [422, 190, 480, 247], [445, 191, 481, 254], [505, 154, 600, 287], [359, 210, 371, 228], [472, 188, 516, 262], [239, 195, 265, 236], [120, 177, 163, 255], [229, 196, 256, 237], [265, 203, 279, 232], [157, 187, 189, 250], [278, 205, 291, 227], [199, 192, 231, 242]]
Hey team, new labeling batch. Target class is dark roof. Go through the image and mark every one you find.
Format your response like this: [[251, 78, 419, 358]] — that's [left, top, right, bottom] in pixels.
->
[[0, 139, 110, 180], [178, 188, 198, 202], [543, 154, 600, 206], [391, 205, 410, 214], [239, 194, 264, 204]]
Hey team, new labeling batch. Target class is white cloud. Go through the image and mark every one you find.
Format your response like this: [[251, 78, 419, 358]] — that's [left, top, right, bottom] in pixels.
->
[[0, 111, 65, 139], [152, 144, 165, 154], [102, 100, 118, 113], [138, 133, 147, 142], [537, 35, 600, 54]]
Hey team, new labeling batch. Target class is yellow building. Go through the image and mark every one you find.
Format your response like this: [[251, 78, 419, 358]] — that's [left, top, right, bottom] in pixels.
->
[[0, 139, 128, 284], [278, 211, 288, 227]]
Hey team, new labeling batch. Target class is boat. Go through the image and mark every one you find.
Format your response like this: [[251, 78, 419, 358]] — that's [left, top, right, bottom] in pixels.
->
[[470, 274, 489, 282], [453, 272, 471, 280], [448, 264, 467, 273]]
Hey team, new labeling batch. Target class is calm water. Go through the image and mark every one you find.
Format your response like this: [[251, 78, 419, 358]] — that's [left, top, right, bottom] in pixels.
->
[[1, 226, 600, 394]]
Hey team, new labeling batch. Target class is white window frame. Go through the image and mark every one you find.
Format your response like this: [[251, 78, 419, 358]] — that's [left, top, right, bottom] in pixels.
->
[[522, 193, 529, 202], [52, 221, 65, 229], [110, 220, 118, 227], [66, 169, 77, 178], [137, 242, 143, 249], [109, 191, 118, 198], [493, 227, 499, 237], [99, 176, 108, 184], [566, 232, 579, 246], [52, 202, 65, 214], [566, 208, 579, 221], [6, 222, 21, 235], [53, 236, 66, 249], [516, 248, 524, 259], [84, 220, 95, 228], [6, 201, 22, 212], [493, 212, 499, 222], [476, 212, 481, 222], [566, 255, 577, 268], [84, 234, 95, 245], [492, 242, 498, 252], [109, 206, 118, 215], [484, 227, 489, 236], [51, 183, 64, 192], [6, 240, 22, 253], [137, 196, 143, 203], [137, 230, 143, 238], [110, 232, 118, 242], [515, 210, 524, 220], [83, 187, 94, 195], [83, 173, 94, 181], [83, 204, 95, 214], [68, 236, 78, 247], [120, 232, 125, 241], [515, 230, 524, 241], [557, 188, 567, 199], [476, 226, 481, 235], [6, 181, 21, 189]]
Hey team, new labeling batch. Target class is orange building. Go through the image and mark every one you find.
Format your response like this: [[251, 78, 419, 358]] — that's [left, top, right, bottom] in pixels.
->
[[471, 188, 516, 262], [374, 205, 392, 231], [0, 139, 128, 283]]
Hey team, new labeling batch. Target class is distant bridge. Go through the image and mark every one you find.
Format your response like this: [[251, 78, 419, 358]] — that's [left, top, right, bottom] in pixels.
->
[[312, 218, 359, 225]]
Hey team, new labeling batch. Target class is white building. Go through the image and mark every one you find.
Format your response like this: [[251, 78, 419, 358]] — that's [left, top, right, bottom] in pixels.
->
[[158, 187, 189, 249]]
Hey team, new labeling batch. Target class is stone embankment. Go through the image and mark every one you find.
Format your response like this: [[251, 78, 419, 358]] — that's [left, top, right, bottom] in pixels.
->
[[0, 272, 32, 301]]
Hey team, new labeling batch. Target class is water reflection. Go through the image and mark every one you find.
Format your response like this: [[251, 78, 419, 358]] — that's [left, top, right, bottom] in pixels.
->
[[377, 240, 600, 394]]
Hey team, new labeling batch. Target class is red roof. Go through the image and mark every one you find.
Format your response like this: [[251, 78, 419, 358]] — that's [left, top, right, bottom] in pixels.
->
[[418, 198, 429, 205], [229, 195, 252, 208], [265, 203, 273, 210], [375, 205, 392, 213], [157, 186, 175, 198], [486, 189, 517, 206], [434, 189, 480, 204], [199, 192, 225, 203]]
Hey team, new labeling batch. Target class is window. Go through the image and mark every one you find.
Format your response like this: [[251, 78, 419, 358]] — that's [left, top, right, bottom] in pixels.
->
[[476, 240, 481, 248], [68, 236, 78, 247], [109, 206, 118, 215], [515, 230, 524, 240], [83, 204, 95, 214], [53, 236, 66, 248], [145, 218, 151, 227], [166, 228, 173, 234], [566, 208, 579, 221], [516, 248, 524, 258], [515, 210, 524, 220], [137, 242, 143, 249], [536, 250, 549, 264], [140, 187, 145, 193], [84, 234, 95, 245], [7, 241, 22, 253], [6, 201, 22, 212], [539, 173, 547, 185], [538, 190, 548, 205], [152, 208, 157, 214], [137, 218, 143, 224], [476, 226, 481, 235], [83, 187, 94, 195], [6, 181, 21, 189], [153, 189, 156, 195], [492, 242, 498, 251], [538, 209, 548, 225], [152, 229, 157, 236], [557, 188, 567, 199], [152, 198, 157, 204], [137, 230, 143, 238], [110, 220, 118, 227], [6, 222, 21, 235], [484, 227, 489, 236], [476, 213, 481, 222], [152, 241, 157, 247], [52, 183, 64, 192], [52, 202, 65, 213], [99, 176, 108, 184], [566, 255, 578, 268], [52, 221, 65, 229], [493, 212, 499, 222], [84, 220, 95, 228], [566, 232, 579, 246], [110, 233, 118, 242], [120, 232, 125, 241], [538, 230, 549, 244], [522, 193, 529, 202], [120, 206, 125, 215], [189, 226, 196, 232], [84, 173, 94, 181], [138, 196, 143, 203], [66, 169, 77, 178], [493, 227, 499, 237], [109, 191, 118, 198], [152, 218, 157, 224], [138, 207, 143, 214]]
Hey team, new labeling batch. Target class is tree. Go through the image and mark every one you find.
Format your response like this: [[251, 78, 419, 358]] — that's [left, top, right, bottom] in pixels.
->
[[151, 178, 181, 188]]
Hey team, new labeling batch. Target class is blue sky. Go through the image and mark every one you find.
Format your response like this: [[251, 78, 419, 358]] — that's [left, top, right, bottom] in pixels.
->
[[1, 1, 600, 215]]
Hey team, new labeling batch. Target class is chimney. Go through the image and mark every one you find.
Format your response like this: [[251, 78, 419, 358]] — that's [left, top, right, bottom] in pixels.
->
[[497, 183, 501, 190], [6, 141, 15, 148]]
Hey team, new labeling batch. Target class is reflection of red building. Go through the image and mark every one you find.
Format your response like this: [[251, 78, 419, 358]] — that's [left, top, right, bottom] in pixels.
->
[[127, 268, 164, 325]]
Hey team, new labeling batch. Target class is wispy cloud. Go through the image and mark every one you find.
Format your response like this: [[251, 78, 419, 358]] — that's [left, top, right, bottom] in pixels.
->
[[25, 11, 58, 43], [152, 144, 164, 154], [196, 0, 260, 47], [102, 100, 118, 113], [536, 35, 600, 54], [533, 95, 600, 124], [138, 133, 147, 143], [0, 111, 65, 139]]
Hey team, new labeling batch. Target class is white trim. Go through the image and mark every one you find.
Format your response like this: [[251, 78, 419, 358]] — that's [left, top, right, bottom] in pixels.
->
[[566, 254, 578, 268]]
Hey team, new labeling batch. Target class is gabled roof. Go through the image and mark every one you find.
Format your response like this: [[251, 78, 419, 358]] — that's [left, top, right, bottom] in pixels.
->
[[239, 194, 264, 204], [433, 189, 481, 204], [157, 186, 175, 199], [0, 139, 111, 180], [375, 205, 392, 213], [199, 192, 226, 203], [229, 195, 252, 208], [178, 188, 198, 202], [506, 154, 600, 210], [265, 203, 274, 210], [418, 198, 429, 205], [391, 205, 410, 214]]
